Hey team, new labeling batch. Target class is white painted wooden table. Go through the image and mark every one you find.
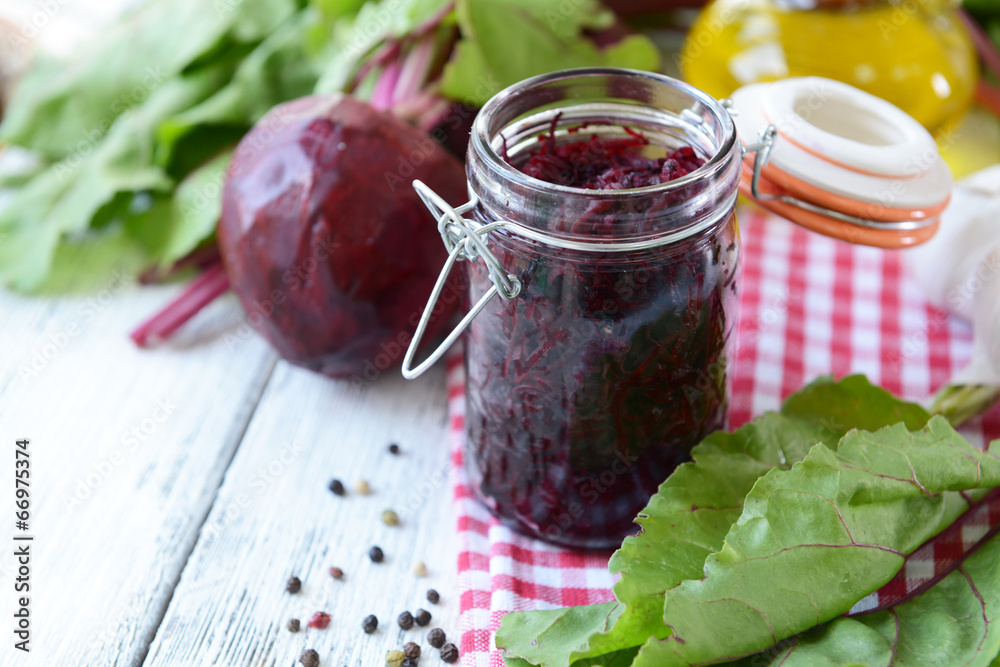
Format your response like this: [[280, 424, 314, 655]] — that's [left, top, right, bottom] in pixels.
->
[[1, 279, 458, 667], [0, 3, 459, 666]]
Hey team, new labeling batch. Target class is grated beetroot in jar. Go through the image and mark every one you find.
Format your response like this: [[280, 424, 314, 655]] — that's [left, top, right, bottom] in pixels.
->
[[516, 119, 705, 190], [451, 69, 742, 549], [465, 127, 738, 548]]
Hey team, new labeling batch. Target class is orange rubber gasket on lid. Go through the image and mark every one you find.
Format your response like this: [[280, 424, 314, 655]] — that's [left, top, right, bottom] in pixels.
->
[[738, 164, 939, 249], [748, 156, 951, 223]]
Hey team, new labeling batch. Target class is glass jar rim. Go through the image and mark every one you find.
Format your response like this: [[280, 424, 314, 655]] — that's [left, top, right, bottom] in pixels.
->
[[471, 67, 739, 201]]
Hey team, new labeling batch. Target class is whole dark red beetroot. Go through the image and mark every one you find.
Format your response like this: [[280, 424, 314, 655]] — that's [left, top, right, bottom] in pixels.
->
[[218, 94, 466, 378]]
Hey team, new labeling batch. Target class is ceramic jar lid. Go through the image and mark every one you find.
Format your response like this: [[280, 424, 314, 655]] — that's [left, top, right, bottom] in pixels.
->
[[727, 77, 952, 248]]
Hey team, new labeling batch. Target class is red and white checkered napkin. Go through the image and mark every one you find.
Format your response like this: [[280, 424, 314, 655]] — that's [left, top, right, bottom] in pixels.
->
[[447, 209, 1000, 667]]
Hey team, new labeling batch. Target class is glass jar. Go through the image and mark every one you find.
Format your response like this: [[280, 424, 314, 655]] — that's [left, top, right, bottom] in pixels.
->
[[680, 0, 977, 132], [451, 69, 742, 549]]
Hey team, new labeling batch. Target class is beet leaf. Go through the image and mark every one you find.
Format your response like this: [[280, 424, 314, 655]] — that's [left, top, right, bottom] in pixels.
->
[[496, 376, 1000, 667]]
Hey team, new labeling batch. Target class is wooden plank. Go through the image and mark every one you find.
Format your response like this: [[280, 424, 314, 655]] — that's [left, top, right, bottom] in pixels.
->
[[0, 283, 276, 666], [142, 361, 458, 667]]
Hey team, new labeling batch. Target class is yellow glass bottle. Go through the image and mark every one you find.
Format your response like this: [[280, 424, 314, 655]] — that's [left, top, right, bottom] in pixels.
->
[[680, 0, 978, 131]]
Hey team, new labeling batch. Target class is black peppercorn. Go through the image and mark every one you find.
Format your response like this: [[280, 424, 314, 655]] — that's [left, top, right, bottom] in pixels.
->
[[328, 479, 345, 495], [397, 610, 414, 630], [299, 648, 320, 667], [369, 546, 384, 563], [286, 576, 301, 593], [287, 618, 300, 633], [427, 628, 446, 648], [414, 608, 431, 626], [388, 443, 400, 455], [403, 641, 421, 658], [362, 614, 378, 634], [426, 589, 440, 604], [440, 643, 458, 663], [401, 659, 418, 667], [329, 566, 344, 580]]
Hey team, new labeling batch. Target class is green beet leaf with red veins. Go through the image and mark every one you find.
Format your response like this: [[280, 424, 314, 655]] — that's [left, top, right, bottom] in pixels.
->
[[496, 375, 1000, 667]]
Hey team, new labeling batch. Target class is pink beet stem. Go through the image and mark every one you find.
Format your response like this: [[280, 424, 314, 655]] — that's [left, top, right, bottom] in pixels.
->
[[394, 90, 438, 119], [415, 97, 457, 133], [352, 40, 402, 92], [371, 59, 402, 111], [351, 3, 452, 96], [392, 36, 435, 107], [130, 263, 231, 348]]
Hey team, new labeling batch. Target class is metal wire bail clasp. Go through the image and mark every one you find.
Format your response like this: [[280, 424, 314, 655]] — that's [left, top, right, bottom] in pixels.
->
[[742, 124, 778, 201], [401, 181, 521, 380]]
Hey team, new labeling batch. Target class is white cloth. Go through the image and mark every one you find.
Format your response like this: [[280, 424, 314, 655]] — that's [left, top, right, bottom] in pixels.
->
[[906, 166, 1000, 385]]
